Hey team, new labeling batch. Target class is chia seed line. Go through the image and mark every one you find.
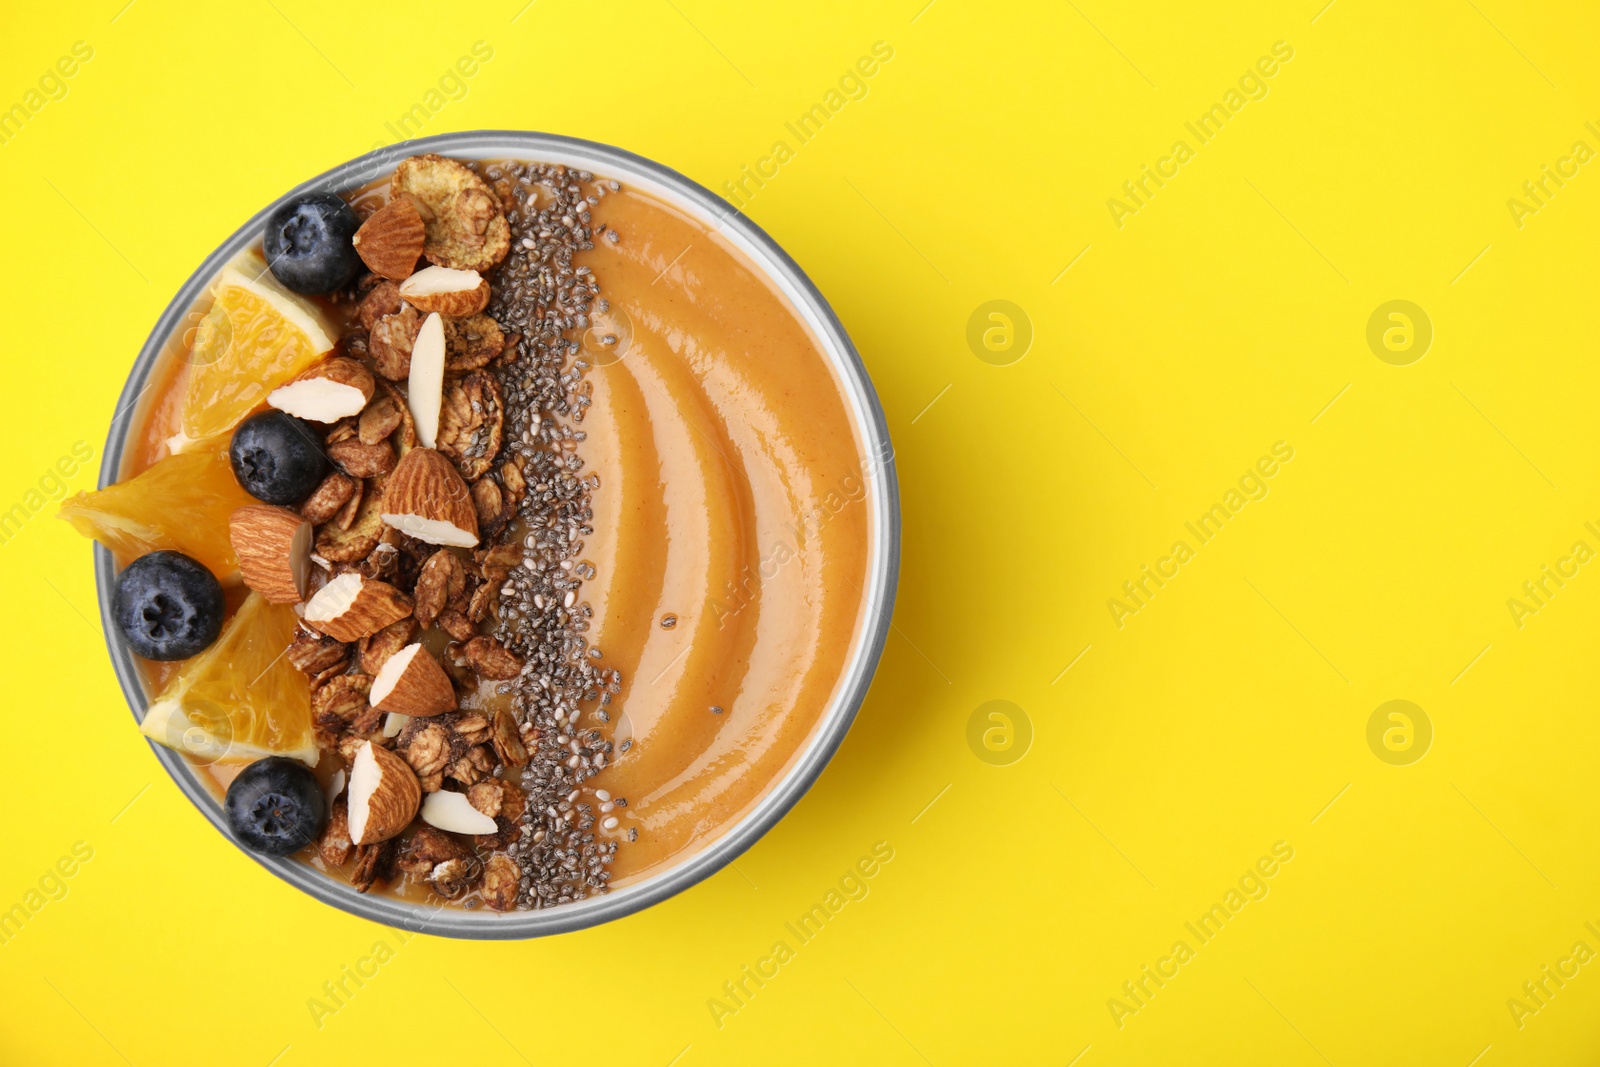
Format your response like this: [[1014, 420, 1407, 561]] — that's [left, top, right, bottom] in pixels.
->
[[479, 160, 624, 909]]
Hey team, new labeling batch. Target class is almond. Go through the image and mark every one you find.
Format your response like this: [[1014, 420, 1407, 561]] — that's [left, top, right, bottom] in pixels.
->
[[229, 505, 311, 603], [399, 266, 490, 317], [267, 357, 375, 423], [380, 447, 479, 547], [304, 572, 413, 642], [408, 312, 446, 448], [352, 196, 426, 281], [325, 768, 347, 806], [420, 789, 497, 835], [347, 740, 421, 845], [368, 643, 456, 717]]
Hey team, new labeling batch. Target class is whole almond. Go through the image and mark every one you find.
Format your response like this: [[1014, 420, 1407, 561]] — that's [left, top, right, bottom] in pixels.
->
[[352, 197, 426, 281], [229, 505, 311, 603]]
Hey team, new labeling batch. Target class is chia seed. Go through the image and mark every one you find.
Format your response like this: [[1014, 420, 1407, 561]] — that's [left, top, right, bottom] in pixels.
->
[[477, 160, 628, 909]]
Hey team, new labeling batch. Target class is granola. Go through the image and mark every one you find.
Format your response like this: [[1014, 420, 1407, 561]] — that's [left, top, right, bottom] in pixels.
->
[[96, 152, 627, 913]]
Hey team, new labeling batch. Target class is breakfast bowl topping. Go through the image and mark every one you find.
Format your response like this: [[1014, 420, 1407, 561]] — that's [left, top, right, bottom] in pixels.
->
[[225, 757, 329, 856], [263, 191, 364, 295], [304, 572, 413, 643], [380, 446, 478, 547], [229, 410, 332, 505], [421, 789, 498, 835], [266, 356, 375, 423], [228, 505, 312, 604], [398, 265, 490, 317], [351, 195, 426, 281], [406, 313, 447, 447], [347, 740, 422, 846], [368, 643, 456, 717], [113, 551, 225, 661]]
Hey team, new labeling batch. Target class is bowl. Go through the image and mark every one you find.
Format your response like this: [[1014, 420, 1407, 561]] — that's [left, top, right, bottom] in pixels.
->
[[93, 131, 900, 938]]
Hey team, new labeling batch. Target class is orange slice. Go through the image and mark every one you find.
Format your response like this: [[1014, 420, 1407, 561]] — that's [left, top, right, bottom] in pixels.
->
[[58, 436, 254, 579], [139, 592, 317, 765], [173, 263, 336, 449]]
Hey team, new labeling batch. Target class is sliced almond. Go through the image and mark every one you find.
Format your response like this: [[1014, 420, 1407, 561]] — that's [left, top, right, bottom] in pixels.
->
[[408, 312, 446, 448], [352, 196, 426, 280], [348, 740, 422, 845], [399, 266, 490, 317], [420, 789, 497, 835], [369, 643, 456, 717], [382, 712, 410, 738], [304, 572, 413, 642], [229, 505, 311, 603], [380, 447, 479, 547], [267, 357, 375, 423], [325, 768, 347, 807]]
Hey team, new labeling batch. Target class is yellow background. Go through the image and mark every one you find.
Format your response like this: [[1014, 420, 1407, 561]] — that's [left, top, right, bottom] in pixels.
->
[[2, 0, 1598, 1063]]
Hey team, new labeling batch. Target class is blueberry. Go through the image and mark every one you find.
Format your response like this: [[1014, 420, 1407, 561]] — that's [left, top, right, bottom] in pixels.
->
[[262, 192, 362, 295], [113, 551, 224, 661], [225, 758, 327, 857], [230, 410, 329, 505]]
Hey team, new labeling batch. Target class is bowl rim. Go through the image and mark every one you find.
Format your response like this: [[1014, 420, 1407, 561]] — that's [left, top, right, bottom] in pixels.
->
[[93, 130, 900, 939]]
